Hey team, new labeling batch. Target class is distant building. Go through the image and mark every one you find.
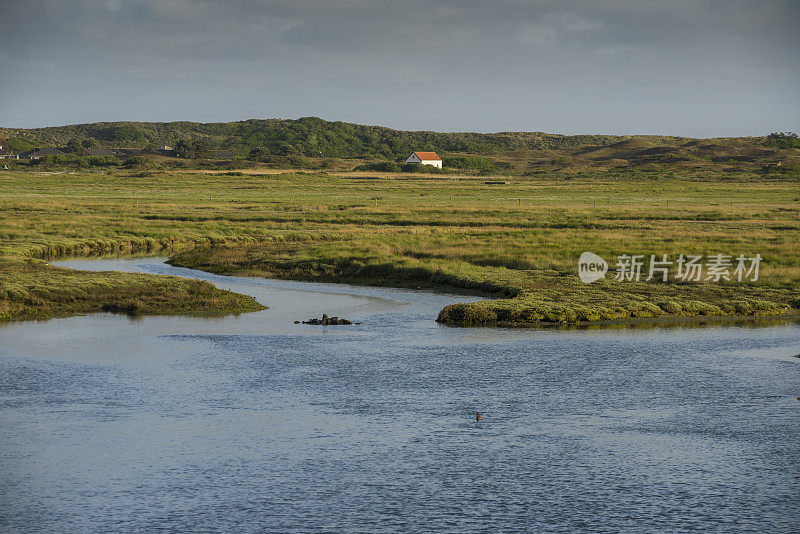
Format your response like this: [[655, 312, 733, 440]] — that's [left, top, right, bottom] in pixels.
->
[[22, 147, 64, 159], [405, 151, 442, 168], [0, 152, 19, 160]]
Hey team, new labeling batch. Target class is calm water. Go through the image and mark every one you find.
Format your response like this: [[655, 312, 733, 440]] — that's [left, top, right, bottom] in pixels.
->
[[1, 258, 799, 533]]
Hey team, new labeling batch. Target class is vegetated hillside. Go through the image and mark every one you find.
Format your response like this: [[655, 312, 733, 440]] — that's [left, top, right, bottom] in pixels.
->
[[1, 118, 798, 174], [0, 117, 641, 155]]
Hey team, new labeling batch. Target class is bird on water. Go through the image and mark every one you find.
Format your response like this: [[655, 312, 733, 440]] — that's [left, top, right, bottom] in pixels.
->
[[476, 412, 483, 421]]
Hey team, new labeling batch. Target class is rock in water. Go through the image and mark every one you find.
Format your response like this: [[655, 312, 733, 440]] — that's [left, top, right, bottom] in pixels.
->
[[301, 314, 355, 325]]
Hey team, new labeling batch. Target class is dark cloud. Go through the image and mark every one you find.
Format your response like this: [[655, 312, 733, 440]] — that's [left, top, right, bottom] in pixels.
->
[[1, 0, 797, 134]]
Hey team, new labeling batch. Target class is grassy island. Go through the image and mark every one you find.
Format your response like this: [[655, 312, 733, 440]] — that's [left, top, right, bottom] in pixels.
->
[[0, 259, 266, 321]]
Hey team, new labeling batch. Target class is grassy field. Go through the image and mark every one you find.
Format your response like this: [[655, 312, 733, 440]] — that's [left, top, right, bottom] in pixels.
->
[[0, 168, 798, 325]]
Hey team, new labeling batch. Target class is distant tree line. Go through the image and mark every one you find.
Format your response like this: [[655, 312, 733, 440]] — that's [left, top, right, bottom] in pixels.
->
[[0, 117, 632, 160], [762, 132, 800, 149], [4, 119, 798, 174]]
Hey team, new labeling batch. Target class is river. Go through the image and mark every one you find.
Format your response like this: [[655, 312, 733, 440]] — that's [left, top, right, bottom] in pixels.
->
[[1, 257, 799, 532]]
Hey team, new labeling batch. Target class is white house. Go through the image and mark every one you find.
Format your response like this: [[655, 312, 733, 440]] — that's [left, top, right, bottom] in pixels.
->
[[405, 151, 442, 169]]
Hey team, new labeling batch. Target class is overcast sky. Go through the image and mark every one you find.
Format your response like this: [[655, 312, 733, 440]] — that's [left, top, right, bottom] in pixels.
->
[[1, 0, 797, 136]]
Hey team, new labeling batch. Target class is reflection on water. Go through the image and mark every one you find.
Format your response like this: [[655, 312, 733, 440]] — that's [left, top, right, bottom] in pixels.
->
[[1, 257, 799, 532]]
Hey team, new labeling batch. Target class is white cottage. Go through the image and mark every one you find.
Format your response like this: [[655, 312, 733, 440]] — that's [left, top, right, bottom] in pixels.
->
[[405, 151, 442, 169]]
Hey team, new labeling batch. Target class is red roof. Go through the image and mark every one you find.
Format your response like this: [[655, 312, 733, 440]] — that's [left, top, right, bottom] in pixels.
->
[[413, 151, 441, 161]]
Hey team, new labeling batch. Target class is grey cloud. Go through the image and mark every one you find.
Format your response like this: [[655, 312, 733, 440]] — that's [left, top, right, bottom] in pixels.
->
[[0, 0, 797, 134]]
